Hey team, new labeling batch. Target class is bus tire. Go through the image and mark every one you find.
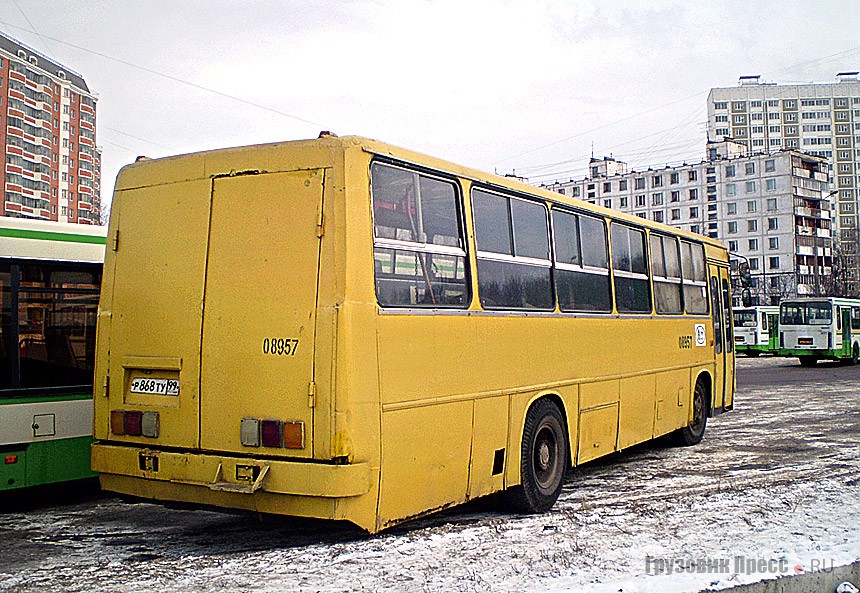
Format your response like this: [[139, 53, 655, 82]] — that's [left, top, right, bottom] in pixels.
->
[[503, 399, 568, 514], [673, 379, 708, 446], [799, 356, 817, 367]]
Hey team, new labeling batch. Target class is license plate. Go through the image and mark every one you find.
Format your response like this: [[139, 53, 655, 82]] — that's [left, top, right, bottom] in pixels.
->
[[130, 377, 180, 396], [797, 337, 813, 346]]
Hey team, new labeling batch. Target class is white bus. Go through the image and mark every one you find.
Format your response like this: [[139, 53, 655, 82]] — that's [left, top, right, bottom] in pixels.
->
[[733, 306, 779, 356], [779, 297, 860, 366]]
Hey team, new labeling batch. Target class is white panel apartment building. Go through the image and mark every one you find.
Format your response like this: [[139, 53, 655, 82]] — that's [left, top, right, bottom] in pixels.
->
[[541, 142, 832, 305], [708, 73, 860, 295]]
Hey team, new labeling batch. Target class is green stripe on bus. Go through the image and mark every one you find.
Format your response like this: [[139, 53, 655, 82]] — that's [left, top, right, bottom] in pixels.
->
[[0, 392, 92, 405], [0, 227, 107, 245]]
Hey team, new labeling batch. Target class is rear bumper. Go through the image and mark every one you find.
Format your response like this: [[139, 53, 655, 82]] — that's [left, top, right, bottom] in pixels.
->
[[91, 443, 371, 498], [778, 348, 844, 360]]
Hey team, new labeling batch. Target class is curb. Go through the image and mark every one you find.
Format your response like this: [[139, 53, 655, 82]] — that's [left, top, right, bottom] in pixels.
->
[[701, 561, 860, 593]]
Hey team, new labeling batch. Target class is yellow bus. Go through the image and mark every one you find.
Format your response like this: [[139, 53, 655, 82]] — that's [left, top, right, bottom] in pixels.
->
[[92, 135, 735, 533]]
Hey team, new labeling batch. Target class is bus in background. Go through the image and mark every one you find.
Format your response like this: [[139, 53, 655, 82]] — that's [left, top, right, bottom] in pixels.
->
[[733, 305, 779, 356], [779, 297, 860, 366], [92, 135, 734, 533], [0, 218, 105, 491]]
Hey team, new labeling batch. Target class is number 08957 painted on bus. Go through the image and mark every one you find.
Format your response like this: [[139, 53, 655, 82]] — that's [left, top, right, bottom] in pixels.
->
[[92, 135, 734, 533]]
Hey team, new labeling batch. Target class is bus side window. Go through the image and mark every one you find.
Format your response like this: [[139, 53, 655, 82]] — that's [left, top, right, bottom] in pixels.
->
[[552, 210, 611, 312], [649, 233, 682, 314], [371, 162, 469, 308], [680, 241, 708, 314], [472, 189, 553, 310], [611, 223, 651, 313], [853, 308, 860, 330]]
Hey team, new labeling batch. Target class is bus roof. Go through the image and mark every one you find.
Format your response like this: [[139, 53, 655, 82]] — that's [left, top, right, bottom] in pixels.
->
[[0, 217, 106, 264], [116, 134, 727, 251]]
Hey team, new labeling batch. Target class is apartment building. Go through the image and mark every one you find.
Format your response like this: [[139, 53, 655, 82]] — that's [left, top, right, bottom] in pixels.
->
[[541, 142, 832, 306], [708, 73, 860, 294], [0, 32, 100, 224]]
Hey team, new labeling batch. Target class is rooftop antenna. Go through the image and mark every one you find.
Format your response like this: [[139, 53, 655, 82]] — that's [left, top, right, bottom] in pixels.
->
[[591, 142, 594, 159]]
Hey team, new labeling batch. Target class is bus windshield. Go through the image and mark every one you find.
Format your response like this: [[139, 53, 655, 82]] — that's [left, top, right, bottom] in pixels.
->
[[780, 302, 832, 326], [733, 310, 756, 327]]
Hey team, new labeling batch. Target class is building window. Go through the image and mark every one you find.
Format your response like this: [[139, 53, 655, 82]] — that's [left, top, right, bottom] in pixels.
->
[[745, 163, 755, 175], [635, 178, 645, 190], [636, 194, 646, 207], [726, 184, 736, 196], [653, 175, 663, 188], [747, 200, 758, 213], [653, 211, 664, 223], [769, 237, 779, 250], [714, 102, 728, 110], [670, 190, 680, 202], [748, 257, 759, 271], [766, 197, 778, 210], [768, 218, 778, 231], [572, 187, 580, 197], [728, 221, 738, 234], [603, 182, 612, 193], [766, 179, 777, 191], [652, 192, 663, 206], [690, 207, 699, 218], [726, 165, 735, 177], [727, 203, 737, 215], [688, 170, 698, 182], [670, 172, 679, 184], [768, 256, 780, 270], [619, 196, 628, 208], [619, 180, 628, 191], [728, 240, 738, 251], [671, 208, 681, 221], [746, 181, 756, 193], [603, 199, 612, 209], [689, 188, 698, 200], [748, 238, 758, 250], [748, 220, 758, 232]]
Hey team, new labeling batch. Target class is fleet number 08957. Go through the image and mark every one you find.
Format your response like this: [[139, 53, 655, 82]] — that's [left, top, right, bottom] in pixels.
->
[[262, 337, 299, 356]]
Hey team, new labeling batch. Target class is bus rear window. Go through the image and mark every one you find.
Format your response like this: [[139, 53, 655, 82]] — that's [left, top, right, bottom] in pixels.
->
[[780, 302, 832, 326], [733, 310, 756, 327]]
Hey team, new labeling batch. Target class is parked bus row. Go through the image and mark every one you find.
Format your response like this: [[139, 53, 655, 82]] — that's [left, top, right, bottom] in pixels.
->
[[734, 299, 860, 365]]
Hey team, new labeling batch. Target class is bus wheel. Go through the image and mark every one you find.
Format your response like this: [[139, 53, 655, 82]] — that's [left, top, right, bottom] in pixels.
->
[[503, 399, 568, 514], [673, 380, 708, 446], [799, 356, 817, 367]]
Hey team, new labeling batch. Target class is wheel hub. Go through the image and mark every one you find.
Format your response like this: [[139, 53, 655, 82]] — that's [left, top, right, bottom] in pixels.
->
[[538, 441, 551, 471]]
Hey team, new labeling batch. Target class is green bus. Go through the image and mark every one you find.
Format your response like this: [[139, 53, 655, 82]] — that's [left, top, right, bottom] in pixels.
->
[[733, 306, 779, 356], [0, 218, 105, 490], [779, 297, 860, 366]]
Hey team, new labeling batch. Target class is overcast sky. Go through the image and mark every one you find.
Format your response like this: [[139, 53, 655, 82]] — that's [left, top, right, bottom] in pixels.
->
[[2, 0, 859, 215]]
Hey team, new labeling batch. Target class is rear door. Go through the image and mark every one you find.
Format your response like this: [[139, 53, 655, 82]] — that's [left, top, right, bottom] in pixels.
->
[[107, 179, 213, 448], [199, 170, 324, 457]]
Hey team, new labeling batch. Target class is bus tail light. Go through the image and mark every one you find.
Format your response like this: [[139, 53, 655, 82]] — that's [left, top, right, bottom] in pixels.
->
[[241, 418, 304, 449], [261, 420, 283, 448], [110, 410, 160, 438], [5, 455, 17, 465]]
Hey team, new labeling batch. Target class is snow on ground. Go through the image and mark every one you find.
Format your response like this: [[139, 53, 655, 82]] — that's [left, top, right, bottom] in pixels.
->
[[1, 356, 859, 593]]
